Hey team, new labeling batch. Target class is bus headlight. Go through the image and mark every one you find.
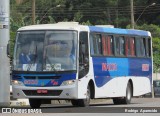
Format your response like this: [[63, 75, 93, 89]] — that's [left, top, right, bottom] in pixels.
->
[[62, 80, 75, 86], [12, 80, 23, 86]]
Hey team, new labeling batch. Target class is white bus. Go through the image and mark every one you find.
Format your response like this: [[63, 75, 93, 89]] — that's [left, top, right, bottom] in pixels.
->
[[12, 22, 152, 108]]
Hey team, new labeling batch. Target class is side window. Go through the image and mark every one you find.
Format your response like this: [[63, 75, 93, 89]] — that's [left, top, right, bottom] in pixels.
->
[[136, 38, 146, 57], [147, 38, 151, 57], [130, 37, 136, 56], [144, 37, 151, 57], [90, 33, 102, 55], [143, 38, 147, 56], [115, 36, 125, 56], [102, 35, 114, 56], [115, 36, 120, 55], [109, 36, 114, 56], [120, 37, 125, 56], [126, 37, 135, 57], [102, 35, 107, 55]]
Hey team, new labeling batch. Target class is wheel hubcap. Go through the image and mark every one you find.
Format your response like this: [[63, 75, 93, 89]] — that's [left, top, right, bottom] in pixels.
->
[[127, 87, 131, 100], [86, 88, 90, 103]]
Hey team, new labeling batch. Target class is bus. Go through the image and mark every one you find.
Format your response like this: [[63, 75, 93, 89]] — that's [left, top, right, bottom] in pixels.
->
[[12, 22, 152, 108]]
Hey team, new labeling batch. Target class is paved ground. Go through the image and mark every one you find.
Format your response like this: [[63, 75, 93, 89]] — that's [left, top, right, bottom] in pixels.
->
[[90, 98, 160, 107], [1, 98, 160, 115], [40, 98, 160, 113]]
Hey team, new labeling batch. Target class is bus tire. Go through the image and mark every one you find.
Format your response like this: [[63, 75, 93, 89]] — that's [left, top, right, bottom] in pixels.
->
[[72, 85, 91, 107], [113, 82, 132, 105], [29, 99, 41, 108], [113, 98, 121, 104], [71, 100, 79, 107], [122, 82, 132, 104]]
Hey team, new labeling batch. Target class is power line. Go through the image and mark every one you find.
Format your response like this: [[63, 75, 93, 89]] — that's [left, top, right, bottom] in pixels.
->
[[10, 4, 160, 19], [11, 7, 160, 12]]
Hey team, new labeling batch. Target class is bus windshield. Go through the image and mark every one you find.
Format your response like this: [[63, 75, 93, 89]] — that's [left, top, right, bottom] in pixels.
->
[[13, 30, 77, 72]]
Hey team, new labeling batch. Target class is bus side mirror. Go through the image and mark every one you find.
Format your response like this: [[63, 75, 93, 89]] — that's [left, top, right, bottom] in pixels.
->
[[7, 43, 10, 57]]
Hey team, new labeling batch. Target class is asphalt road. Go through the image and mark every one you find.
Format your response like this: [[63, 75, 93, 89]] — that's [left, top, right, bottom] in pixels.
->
[[1, 98, 160, 115], [40, 98, 160, 113], [0, 98, 160, 113]]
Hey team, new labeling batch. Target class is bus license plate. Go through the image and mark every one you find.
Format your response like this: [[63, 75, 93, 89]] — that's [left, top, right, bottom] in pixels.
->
[[37, 89, 48, 94]]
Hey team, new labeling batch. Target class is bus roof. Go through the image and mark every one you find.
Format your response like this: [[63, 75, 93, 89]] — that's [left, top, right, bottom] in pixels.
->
[[89, 26, 151, 37], [18, 22, 88, 31], [18, 22, 151, 37]]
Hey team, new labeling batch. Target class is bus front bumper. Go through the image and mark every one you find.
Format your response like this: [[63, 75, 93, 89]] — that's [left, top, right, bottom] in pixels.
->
[[12, 84, 78, 99]]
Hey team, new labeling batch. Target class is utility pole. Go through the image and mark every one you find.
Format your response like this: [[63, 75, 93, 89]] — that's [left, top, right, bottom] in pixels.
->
[[0, 0, 10, 107], [32, 0, 36, 25], [130, 0, 134, 29]]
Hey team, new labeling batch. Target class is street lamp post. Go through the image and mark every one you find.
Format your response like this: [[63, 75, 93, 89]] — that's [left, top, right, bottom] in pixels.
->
[[39, 5, 61, 24], [135, 3, 156, 24]]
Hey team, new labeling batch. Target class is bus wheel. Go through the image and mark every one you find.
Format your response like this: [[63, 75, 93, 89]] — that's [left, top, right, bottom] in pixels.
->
[[113, 98, 121, 104], [29, 99, 41, 108], [71, 100, 79, 106], [113, 82, 132, 105], [76, 85, 91, 107], [122, 82, 132, 104]]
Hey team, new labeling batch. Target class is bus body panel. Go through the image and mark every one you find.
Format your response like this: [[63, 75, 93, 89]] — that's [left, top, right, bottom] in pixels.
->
[[12, 73, 77, 87], [94, 77, 128, 98], [77, 76, 91, 99], [77, 52, 95, 99], [131, 77, 151, 96], [92, 57, 152, 98], [93, 76, 151, 98]]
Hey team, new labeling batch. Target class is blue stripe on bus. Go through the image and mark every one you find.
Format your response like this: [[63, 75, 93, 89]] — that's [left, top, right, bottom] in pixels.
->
[[92, 57, 152, 88], [127, 29, 149, 36], [13, 73, 76, 87], [107, 58, 129, 77], [88, 26, 149, 36]]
